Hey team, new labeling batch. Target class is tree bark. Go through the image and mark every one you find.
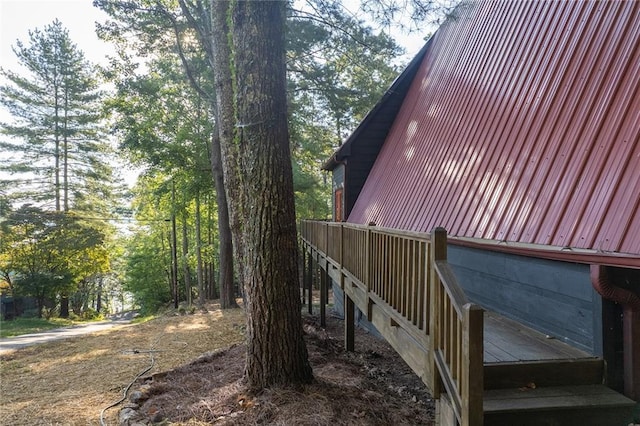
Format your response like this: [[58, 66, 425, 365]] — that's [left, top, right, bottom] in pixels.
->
[[195, 191, 205, 307], [181, 211, 192, 306], [210, 0, 246, 308], [176, 0, 237, 310], [96, 277, 103, 313], [211, 131, 237, 309], [211, 0, 312, 389], [171, 180, 179, 309]]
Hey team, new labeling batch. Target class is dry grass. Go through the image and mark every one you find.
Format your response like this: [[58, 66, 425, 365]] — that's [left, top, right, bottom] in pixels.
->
[[0, 305, 434, 426], [0, 304, 245, 426]]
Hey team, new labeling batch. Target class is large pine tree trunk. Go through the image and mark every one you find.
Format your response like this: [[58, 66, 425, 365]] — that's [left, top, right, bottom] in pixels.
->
[[211, 0, 312, 389]]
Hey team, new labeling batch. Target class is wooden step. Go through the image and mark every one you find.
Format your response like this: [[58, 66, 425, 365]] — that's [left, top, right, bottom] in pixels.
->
[[484, 358, 604, 389], [484, 384, 636, 426]]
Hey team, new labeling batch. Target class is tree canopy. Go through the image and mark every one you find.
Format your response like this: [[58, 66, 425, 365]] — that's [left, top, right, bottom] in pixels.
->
[[0, 20, 122, 318], [0, 0, 452, 394]]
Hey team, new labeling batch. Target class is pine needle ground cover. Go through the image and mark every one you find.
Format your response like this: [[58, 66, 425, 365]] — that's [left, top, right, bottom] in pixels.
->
[[0, 305, 434, 425]]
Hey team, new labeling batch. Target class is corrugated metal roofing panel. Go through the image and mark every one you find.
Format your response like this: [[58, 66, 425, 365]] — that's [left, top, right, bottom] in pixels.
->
[[347, 0, 640, 258]]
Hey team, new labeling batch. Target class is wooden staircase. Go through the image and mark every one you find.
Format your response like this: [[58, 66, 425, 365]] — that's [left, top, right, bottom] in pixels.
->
[[482, 313, 635, 425]]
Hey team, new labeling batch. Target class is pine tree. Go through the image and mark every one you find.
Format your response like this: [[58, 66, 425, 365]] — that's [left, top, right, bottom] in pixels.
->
[[1, 20, 121, 318], [0, 19, 112, 213]]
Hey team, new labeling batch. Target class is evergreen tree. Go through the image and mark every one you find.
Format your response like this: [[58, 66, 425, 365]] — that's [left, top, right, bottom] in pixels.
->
[[0, 19, 113, 213], [0, 20, 123, 318]]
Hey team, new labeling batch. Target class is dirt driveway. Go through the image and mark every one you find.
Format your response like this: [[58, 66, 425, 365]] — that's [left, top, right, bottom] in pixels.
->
[[0, 311, 137, 354]]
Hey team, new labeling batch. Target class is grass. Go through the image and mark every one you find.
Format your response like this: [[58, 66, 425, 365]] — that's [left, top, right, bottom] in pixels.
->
[[0, 316, 104, 338], [0, 304, 247, 426], [130, 314, 156, 324]]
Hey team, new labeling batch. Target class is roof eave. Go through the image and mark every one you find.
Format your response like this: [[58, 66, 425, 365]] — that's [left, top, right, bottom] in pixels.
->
[[321, 37, 434, 171], [450, 236, 640, 270]]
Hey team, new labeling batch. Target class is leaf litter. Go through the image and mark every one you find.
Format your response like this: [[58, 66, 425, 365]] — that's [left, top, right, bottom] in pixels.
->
[[0, 304, 434, 425]]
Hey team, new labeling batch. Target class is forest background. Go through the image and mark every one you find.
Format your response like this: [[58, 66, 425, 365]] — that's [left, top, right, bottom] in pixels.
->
[[0, 0, 446, 321]]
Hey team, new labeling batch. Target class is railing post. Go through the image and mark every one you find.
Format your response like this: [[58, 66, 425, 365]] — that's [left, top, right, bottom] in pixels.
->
[[308, 250, 314, 314], [345, 292, 355, 351], [366, 224, 373, 320], [320, 266, 327, 327], [325, 221, 329, 255], [301, 243, 306, 305], [432, 227, 448, 261], [429, 227, 448, 398], [462, 303, 484, 426]]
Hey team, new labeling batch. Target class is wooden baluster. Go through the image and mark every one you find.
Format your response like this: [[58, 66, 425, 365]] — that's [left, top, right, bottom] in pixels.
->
[[451, 305, 458, 381], [401, 238, 407, 317], [420, 243, 433, 334], [301, 245, 307, 306], [366, 226, 372, 320]]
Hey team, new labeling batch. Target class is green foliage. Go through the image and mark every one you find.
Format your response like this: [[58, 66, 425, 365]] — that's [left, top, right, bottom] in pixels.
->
[[0, 20, 130, 319], [0, 205, 110, 317], [122, 229, 172, 315], [80, 307, 103, 321], [91, 0, 438, 315], [0, 19, 116, 212], [287, 2, 404, 220]]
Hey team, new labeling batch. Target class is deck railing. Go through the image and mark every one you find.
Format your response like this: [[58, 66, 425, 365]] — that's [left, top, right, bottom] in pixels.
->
[[301, 221, 484, 426]]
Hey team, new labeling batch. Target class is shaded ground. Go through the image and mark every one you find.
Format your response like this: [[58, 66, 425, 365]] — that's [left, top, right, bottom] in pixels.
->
[[123, 312, 435, 425], [0, 304, 434, 425]]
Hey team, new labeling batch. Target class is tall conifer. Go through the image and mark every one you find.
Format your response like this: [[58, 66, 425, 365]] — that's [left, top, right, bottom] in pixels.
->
[[0, 19, 113, 213]]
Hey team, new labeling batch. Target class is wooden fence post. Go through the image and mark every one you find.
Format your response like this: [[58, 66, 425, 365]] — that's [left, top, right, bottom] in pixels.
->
[[345, 293, 355, 351], [320, 266, 327, 327], [308, 251, 314, 314], [462, 303, 484, 426], [429, 227, 448, 398]]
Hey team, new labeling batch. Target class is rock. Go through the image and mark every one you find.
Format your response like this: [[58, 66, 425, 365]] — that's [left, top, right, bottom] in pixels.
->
[[130, 390, 144, 404], [119, 407, 138, 425]]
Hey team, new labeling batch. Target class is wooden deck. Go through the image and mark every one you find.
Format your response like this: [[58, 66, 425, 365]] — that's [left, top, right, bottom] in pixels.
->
[[300, 221, 636, 425], [483, 311, 591, 364]]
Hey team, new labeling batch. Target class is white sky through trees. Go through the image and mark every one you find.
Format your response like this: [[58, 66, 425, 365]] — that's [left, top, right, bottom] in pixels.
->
[[1, 0, 428, 101], [0, 0, 115, 83], [0, 0, 430, 187]]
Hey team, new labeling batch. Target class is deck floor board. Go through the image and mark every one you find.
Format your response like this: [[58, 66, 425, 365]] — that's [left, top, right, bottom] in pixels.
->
[[483, 311, 592, 364]]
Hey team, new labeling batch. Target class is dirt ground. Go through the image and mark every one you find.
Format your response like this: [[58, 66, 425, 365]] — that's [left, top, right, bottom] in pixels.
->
[[0, 303, 434, 425]]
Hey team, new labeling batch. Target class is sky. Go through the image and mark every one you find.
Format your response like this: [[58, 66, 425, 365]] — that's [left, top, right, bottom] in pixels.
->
[[1, 0, 115, 73], [1, 0, 429, 75], [0, 0, 430, 186]]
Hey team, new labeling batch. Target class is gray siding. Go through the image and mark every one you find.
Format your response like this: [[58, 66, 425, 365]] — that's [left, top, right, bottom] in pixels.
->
[[448, 245, 602, 355]]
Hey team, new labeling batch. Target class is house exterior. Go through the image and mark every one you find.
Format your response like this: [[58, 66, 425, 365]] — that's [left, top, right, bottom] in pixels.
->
[[323, 0, 640, 400]]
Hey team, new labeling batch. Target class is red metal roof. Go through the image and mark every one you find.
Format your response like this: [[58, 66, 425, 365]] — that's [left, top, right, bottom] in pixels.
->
[[347, 0, 640, 262]]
